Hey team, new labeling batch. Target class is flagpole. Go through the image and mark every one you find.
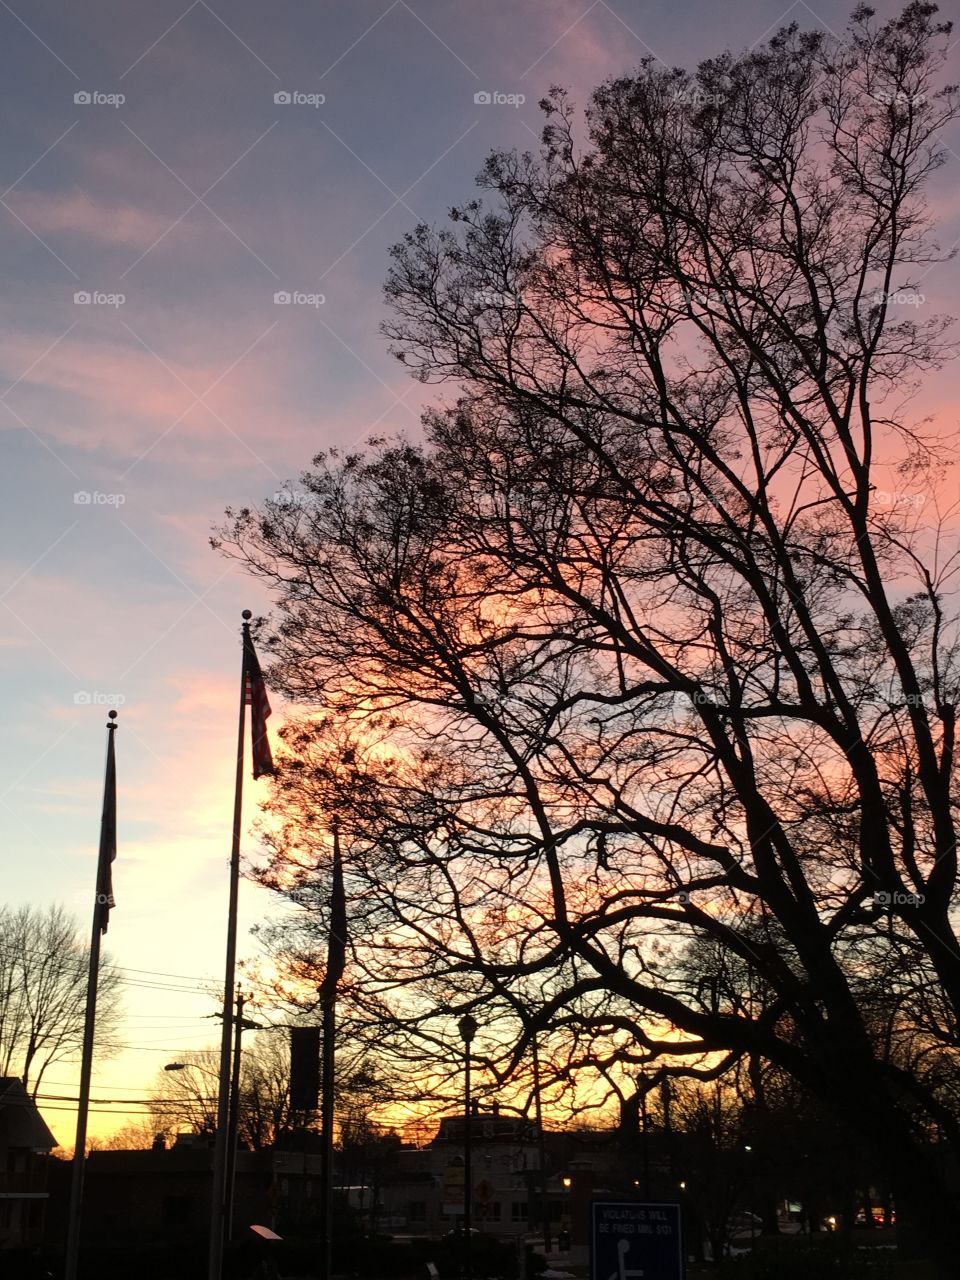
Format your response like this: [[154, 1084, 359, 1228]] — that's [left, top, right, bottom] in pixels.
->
[[65, 709, 118, 1280], [318, 822, 341, 1280], [209, 611, 251, 1280]]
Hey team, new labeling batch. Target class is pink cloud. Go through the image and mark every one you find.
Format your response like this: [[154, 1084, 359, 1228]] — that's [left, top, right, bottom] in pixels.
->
[[5, 188, 192, 253]]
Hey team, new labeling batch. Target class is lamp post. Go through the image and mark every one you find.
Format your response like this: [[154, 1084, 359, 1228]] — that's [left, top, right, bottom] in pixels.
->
[[638, 1076, 651, 1200], [164, 1059, 220, 1131], [744, 1146, 756, 1248], [560, 1176, 572, 1252], [166, 1057, 241, 1240], [166, 996, 262, 1243], [457, 1014, 478, 1277]]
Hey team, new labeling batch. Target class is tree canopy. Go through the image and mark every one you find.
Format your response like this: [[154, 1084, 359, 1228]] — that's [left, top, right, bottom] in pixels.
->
[[218, 4, 960, 1270]]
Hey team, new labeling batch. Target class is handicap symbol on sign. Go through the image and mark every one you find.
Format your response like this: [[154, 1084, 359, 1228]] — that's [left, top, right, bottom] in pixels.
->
[[607, 1237, 645, 1280]]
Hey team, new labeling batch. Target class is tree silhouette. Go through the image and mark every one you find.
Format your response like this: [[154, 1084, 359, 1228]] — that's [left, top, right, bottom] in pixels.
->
[[0, 903, 123, 1096], [218, 6, 960, 1271]]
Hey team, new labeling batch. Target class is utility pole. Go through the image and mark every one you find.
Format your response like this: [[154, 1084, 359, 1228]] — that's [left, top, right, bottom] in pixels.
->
[[531, 1034, 551, 1254]]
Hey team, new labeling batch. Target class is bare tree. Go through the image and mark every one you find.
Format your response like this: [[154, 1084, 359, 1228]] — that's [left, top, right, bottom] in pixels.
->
[[150, 1037, 292, 1150], [151, 1032, 390, 1151], [0, 903, 123, 1096], [218, 6, 960, 1272], [150, 1047, 220, 1139]]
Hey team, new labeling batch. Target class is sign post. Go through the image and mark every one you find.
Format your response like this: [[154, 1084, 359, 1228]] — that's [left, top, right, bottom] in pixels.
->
[[591, 1201, 683, 1280]]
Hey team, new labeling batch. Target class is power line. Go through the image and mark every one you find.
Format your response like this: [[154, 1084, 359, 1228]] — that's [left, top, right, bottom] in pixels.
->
[[0, 937, 220, 984]]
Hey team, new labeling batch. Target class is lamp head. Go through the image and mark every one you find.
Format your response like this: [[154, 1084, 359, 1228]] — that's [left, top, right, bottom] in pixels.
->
[[457, 1013, 478, 1045]]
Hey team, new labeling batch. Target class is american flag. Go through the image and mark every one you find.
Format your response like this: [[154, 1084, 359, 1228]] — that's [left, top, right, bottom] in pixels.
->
[[96, 716, 118, 933], [243, 626, 275, 779]]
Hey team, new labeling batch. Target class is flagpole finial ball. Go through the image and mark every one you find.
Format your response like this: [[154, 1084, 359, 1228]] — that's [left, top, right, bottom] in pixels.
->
[[242, 609, 253, 621], [108, 710, 118, 721]]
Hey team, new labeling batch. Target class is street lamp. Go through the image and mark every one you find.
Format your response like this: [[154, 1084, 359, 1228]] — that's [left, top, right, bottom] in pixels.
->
[[559, 1176, 572, 1252], [637, 1075, 651, 1200], [744, 1146, 757, 1248], [457, 1014, 478, 1276], [164, 1054, 255, 1241]]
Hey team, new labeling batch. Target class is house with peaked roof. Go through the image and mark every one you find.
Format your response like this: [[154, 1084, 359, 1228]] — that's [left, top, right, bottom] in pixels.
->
[[0, 1077, 57, 1250]]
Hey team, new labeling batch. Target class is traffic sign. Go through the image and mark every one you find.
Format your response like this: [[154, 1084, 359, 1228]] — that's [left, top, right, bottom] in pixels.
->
[[591, 1201, 683, 1280]]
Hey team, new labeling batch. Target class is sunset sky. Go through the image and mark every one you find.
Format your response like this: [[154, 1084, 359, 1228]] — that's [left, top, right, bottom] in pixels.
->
[[1, 0, 957, 1146]]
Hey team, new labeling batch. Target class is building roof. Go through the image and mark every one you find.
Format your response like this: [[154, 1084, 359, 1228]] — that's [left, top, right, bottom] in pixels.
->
[[0, 1077, 57, 1150]]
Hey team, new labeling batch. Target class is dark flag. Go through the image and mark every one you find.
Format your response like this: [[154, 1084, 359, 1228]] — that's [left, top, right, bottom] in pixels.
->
[[243, 625, 275, 779], [96, 712, 118, 934], [289, 1026, 321, 1111], [319, 829, 347, 1000]]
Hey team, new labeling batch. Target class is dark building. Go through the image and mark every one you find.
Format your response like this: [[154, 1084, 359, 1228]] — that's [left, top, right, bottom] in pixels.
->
[[0, 1077, 58, 1249]]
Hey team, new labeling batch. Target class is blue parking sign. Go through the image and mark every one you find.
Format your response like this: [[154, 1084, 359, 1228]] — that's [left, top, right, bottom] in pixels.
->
[[591, 1201, 684, 1280]]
